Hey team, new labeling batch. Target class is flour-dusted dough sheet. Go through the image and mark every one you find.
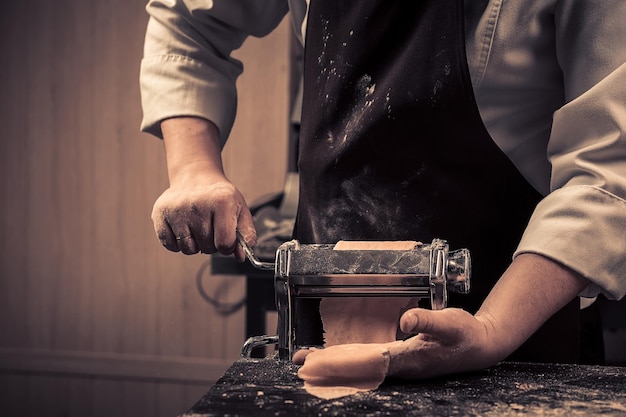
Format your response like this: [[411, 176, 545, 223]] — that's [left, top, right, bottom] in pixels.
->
[[323, 240, 420, 346], [333, 240, 420, 251], [298, 344, 392, 399], [321, 297, 411, 345], [300, 241, 420, 398]]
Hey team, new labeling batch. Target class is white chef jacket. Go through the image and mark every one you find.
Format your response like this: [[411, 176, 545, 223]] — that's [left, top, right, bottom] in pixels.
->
[[139, 0, 626, 301]]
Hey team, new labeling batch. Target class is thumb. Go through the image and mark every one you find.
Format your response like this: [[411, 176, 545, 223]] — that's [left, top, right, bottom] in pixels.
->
[[399, 308, 454, 336]]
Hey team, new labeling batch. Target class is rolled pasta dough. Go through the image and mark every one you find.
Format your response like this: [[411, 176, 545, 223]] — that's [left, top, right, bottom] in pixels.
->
[[300, 241, 419, 398]]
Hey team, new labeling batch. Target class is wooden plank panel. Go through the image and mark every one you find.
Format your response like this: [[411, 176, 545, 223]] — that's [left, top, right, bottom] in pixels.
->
[[44, 0, 99, 354], [22, 0, 60, 351], [88, 0, 151, 356], [0, 0, 31, 350]]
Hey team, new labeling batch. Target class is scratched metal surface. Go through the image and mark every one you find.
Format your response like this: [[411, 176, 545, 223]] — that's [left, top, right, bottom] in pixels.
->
[[181, 357, 626, 417]]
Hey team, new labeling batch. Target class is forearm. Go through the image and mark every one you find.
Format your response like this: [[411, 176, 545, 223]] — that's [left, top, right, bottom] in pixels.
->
[[474, 253, 589, 361], [161, 117, 226, 186]]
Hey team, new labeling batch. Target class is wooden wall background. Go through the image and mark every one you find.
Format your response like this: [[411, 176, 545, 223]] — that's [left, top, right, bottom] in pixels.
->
[[0, 1, 291, 416]]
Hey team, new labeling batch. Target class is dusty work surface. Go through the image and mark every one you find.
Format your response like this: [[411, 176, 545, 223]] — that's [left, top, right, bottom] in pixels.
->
[[181, 357, 626, 417]]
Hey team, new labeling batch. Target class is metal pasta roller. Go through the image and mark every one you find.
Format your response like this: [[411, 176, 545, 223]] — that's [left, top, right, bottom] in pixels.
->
[[237, 230, 471, 360]]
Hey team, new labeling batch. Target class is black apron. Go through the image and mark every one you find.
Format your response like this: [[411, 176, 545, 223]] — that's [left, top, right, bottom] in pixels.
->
[[294, 0, 600, 364]]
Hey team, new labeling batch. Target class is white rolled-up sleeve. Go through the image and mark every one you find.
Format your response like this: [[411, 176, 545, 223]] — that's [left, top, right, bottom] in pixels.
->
[[139, 0, 288, 146], [515, 1, 626, 300]]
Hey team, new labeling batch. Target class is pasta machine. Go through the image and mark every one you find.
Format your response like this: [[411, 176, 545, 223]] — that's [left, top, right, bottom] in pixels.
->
[[236, 231, 471, 360]]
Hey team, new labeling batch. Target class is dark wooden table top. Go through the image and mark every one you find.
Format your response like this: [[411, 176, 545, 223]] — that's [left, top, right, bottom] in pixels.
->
[[180, 356, 626, 416]]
